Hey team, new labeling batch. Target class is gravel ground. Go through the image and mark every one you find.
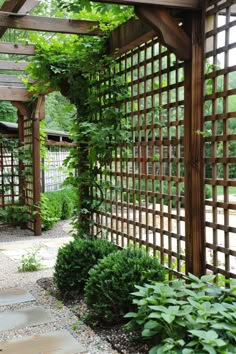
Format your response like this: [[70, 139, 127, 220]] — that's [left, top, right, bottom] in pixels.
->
[[0, 221, 119, 354], [0, 220, 70, 243]]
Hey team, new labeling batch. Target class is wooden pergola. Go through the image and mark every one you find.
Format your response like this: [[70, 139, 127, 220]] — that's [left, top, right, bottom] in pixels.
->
[[1, 0, 235, 279]]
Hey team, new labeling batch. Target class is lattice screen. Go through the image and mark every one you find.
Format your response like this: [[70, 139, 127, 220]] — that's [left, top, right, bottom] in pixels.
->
[[93, 37, 186, 274], [0, 138, 19, 209], [204, 0, 236, 279], [22, 116, 35, 231]]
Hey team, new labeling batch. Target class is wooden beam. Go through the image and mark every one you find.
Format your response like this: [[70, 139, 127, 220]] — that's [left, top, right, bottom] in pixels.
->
[[0, 0, 28, 12], [89, 0, 200, 9], [0, 86, 30, 101], [108, 18, 155, 56], [0, 60, 27, 70], [0, 0, 28, 37], [0, 42, 35, 54], [12, 101, 30, 116], [0, 12, 102, 35], [135, 6, 191, 60]]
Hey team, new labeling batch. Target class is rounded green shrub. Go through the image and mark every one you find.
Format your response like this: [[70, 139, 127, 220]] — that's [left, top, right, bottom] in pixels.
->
[[53, 238, 117, 296], [84, 247, 166, 324]]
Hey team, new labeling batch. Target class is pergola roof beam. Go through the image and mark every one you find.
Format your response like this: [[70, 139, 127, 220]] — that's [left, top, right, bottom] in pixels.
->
[[0, 12, 102, 35], [0, 42, 35, 54], [89, 0, 201, 9]]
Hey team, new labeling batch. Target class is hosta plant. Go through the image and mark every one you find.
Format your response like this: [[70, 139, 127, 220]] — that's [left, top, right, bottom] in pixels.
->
[[124, 274, 236, 354]]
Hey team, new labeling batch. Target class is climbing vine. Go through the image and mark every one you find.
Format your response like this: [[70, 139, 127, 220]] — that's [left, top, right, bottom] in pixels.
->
[[26, 14, 131, 237]]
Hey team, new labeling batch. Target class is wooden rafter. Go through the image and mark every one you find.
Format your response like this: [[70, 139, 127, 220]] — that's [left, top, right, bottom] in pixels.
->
[[89, 0, 201, 9], [0, 0, 28, 12], [135, 6, 191, 60], [0, 42, 35, 54], [18, 0, 41, 14], [108, 18, 155, 56], [0, 12, 102, 35]]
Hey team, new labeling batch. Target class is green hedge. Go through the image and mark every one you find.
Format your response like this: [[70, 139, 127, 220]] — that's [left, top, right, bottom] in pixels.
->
[[41, 188, 77, 230]]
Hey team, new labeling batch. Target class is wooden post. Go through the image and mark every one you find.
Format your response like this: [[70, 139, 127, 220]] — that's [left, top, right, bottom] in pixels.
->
[[17, 110, 26, 228], [184, 12, 205, 276], [32, 97, 44, 235]]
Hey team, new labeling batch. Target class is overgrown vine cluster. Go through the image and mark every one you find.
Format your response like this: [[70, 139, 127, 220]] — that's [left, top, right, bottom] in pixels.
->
[[26, 12, 131, 236]]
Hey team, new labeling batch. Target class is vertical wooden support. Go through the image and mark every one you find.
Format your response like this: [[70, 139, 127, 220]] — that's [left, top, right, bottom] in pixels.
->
[[32, 96, 44, 235], [184, 12, 205, 276], [17, 111, 26, 222]]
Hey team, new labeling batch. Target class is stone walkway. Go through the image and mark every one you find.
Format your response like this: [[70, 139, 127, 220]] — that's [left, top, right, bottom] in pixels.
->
[[0, 223, 118, 354]]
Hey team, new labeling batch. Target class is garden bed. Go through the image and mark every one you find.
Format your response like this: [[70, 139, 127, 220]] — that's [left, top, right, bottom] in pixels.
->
[[37, 277, 151, 354]]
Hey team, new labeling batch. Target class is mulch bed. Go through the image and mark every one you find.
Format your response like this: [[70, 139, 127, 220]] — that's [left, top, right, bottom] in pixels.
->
[[37, 277, 151, 354]]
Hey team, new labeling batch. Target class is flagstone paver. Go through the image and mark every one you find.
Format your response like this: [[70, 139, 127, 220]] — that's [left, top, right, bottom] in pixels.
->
[[0, 306, 55, 332], [0, 288, 35, 306], [0, 329, 85, 354]]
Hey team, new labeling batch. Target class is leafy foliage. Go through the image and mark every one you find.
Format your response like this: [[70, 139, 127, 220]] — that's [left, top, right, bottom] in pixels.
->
[[0, 102, 17, 122], [124, 274, 236, 354], [40, 188, 77, 230], [54, 238, 117, 296], [26, 26, 131, 237], [0, 205, 31, 226], [18, 247, 43, 272], [84, 247, 166, 324]]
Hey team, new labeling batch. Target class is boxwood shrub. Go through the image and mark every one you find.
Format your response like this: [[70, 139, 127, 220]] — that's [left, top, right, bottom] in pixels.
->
[[84, 247, 166, 324], [53, 238, 117, 297]]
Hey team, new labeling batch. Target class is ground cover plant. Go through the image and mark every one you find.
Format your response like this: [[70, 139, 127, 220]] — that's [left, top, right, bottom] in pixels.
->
[[53, 238, 117, 297], [84, 247, 166, 325], [124, 274, 236, 354], [18, 247, 43, 272]]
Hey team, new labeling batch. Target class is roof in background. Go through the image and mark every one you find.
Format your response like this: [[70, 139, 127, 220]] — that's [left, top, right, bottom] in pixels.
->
[[0, 121, 69, 137]]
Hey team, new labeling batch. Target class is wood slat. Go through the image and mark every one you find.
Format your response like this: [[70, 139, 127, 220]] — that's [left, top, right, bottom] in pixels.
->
[[0, 42, 35, 54], [90, 0, 201, 9], [0, 74, 22, 82], [0, 60, 27, 70], [0, 12, 102, 35], [0, 86, 30, 101]]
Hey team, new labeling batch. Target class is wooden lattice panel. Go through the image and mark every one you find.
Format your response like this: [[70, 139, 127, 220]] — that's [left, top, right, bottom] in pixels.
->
[[0, 138, 19, 209], [93, 37, 186, 274], [22, 116, 34, 231], [204, 0, 236, 279]]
